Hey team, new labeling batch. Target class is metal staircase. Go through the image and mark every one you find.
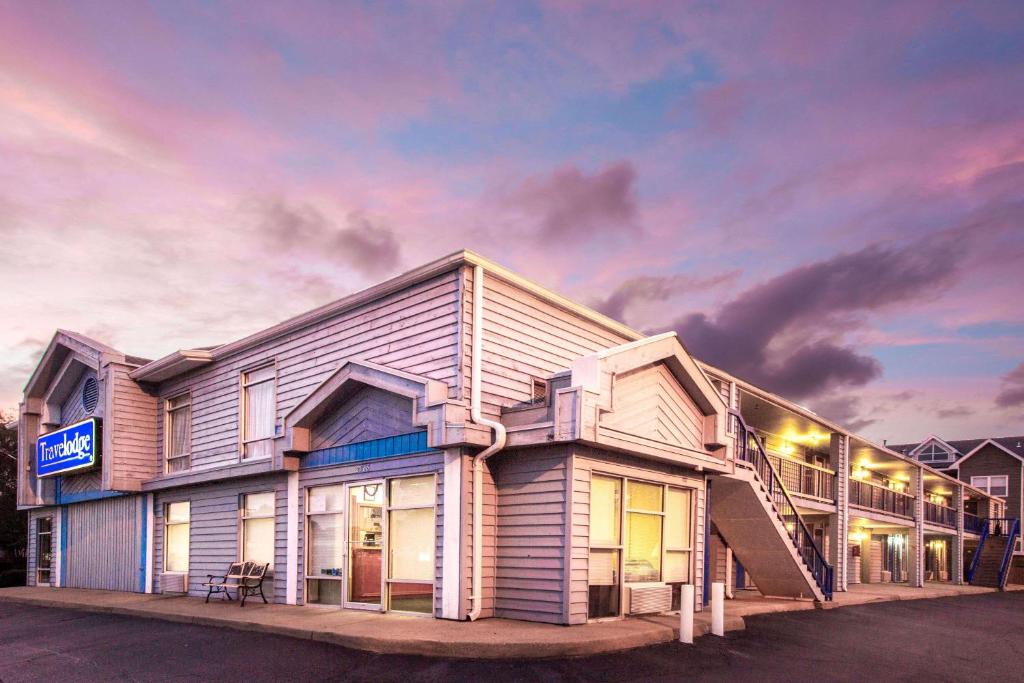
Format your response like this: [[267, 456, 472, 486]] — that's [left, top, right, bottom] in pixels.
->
[[967, 518, 1020, 589], [712, 410, 833, 601]]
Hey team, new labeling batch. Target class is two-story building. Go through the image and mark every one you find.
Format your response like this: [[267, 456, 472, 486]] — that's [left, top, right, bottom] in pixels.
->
[[17, 250, 1012, 624]]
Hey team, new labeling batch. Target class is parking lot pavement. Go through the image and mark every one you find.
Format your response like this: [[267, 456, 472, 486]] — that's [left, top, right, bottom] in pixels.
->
[[2, 592, 1023, 682]]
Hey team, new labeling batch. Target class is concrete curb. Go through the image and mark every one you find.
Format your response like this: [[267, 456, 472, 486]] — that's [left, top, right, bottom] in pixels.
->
[[0, 593, 745, 659]]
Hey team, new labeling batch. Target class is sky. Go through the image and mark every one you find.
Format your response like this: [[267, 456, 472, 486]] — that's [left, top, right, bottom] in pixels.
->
[[1, 1, 1022, 443]]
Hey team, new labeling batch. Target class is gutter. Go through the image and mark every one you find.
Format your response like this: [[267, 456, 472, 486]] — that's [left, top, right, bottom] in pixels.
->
[[467, 264, 507, 621]]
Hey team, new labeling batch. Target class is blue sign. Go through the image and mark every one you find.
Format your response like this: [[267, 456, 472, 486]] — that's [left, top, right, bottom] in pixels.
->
[[36, 418, 101, 478]]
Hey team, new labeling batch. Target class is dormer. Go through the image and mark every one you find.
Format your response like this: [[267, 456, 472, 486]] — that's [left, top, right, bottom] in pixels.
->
[[909, 436, 959, 466]]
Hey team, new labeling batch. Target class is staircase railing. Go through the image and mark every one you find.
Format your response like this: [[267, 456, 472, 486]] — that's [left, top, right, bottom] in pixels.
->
[[729, 410, 833, 600], [966, 517, 1020, 588], [999, 518, 1020, 589]]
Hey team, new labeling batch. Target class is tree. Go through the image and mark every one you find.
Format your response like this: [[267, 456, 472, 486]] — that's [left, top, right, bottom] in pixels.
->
[[0, 411, 26, 580]]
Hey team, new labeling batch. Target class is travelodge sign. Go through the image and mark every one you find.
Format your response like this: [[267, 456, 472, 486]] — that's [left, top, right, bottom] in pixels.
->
[[36, 418, 101, 478]]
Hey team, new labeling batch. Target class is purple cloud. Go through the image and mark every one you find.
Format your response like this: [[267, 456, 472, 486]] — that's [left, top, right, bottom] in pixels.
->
[[591, 271, 738, 322], [995, 363, 1024, 409]]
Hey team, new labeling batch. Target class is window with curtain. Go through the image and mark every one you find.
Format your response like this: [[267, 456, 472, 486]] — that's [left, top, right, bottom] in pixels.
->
[[242, 365, 276, 460], [241, 492, 275, 568], [625, 481, 663, 583], [588, 474, 621, 619], [664, 487, 694, 610], [387, 475, 435, 613], [306, 485, 345, 605], [166, 393, 191, 473], [165, 501, 190, 573], [971, 475, 1009, 497]]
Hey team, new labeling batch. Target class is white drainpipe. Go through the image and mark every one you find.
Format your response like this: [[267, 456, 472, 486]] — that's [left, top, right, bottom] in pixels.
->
[[468, 264, 507, 621]]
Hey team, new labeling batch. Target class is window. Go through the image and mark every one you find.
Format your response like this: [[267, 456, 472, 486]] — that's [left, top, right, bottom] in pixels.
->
[[664, 487, 693, 610], [241, 365, 276, 460], [971, 475, 1009, 498], [241, 492, 275, 569], [531, 378, 547, 404], [165, 393, 191, 473], [917, 443, 951, 462], [36, 517, 53, 585], [625, 481, 663, 583], [306, 485, 346, 605], [588, 475, 621, 619], [165, 501, 190, 573], [387, 475, 435, 613]]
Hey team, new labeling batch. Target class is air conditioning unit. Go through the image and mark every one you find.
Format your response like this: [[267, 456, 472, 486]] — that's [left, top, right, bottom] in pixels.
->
[[160, 573, 188, 594], [626, 583, 672, 615]]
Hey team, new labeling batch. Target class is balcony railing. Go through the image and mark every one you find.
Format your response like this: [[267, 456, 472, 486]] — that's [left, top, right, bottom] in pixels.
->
[[923, 501, 956, 528], [964, 512, 984, 534], [766, 454, 836, 502], [848, 479, 915, 519]]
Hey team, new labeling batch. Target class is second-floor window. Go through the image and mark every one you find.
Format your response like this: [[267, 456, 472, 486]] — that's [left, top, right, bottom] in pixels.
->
[[241, 365, 276, 460], [917, 443, 951, 462], [971, 475, 1009, 498], [165, 394, 191, 473]]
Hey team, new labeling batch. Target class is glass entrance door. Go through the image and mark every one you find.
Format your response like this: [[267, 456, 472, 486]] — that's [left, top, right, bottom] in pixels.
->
[[345, 481, 384, 609]]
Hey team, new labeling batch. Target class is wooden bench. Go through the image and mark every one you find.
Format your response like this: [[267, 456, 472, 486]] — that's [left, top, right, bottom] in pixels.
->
[[202, 562, 270, 606]]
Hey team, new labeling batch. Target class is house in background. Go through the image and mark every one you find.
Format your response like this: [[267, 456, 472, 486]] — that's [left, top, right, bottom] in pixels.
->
[[890, 436, 1024, 521]]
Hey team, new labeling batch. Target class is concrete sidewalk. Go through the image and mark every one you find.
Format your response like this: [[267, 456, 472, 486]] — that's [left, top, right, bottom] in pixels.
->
[[0, 583, 1005, 659]]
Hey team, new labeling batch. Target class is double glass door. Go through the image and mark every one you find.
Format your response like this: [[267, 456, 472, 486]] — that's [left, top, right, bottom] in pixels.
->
[[306, 476, 435, 614]]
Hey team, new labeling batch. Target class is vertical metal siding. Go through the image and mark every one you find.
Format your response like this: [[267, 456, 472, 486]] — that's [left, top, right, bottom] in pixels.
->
[[65, 495, 141, 592]]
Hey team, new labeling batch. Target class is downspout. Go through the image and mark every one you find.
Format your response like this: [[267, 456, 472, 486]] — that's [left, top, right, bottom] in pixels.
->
[[468, 264, 507, 621]]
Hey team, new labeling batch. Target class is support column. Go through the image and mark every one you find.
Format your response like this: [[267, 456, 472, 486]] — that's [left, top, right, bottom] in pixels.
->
[[441, 448, 463, 619], [285, 471, 299, 605], [954, 483, 965, 585], [829, 433, 849, 592], [909, 466, 925, 587]]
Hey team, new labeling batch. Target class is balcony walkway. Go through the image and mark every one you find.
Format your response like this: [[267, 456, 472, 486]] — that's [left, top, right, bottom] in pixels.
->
[[0, 583, 1017, 658]]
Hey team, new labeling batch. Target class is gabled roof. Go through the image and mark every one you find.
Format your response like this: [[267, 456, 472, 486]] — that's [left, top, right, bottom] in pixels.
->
[[23, 330, 128, 399], [956, 438, 1024, 467], [890, 435, 1024, 465]]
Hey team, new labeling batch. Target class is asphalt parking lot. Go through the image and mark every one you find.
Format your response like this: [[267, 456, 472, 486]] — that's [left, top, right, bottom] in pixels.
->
[[2, 592, 1022, 682]]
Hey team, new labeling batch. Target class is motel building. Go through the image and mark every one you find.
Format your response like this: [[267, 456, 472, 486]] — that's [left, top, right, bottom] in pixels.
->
[[17, 251, 1014, 625]]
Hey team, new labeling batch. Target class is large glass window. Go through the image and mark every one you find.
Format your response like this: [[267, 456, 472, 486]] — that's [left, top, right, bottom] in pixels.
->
[[241, 492, 275, 569], [165, 393, 191, 473], [588, 475, 621, 619], [306, 485, 345, 605], [917, 443, 951, 462], [971, 475, 1009, 498], [165, 502, 190, 573], [242, 365, 276, 460], [387, 475, 435, 614], [625, 481, 663, 583], [664, 487, 693, 610], [36, 517, 53, 585]]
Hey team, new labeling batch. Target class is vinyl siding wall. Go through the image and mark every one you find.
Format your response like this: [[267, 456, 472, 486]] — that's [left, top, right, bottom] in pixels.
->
[[570, 447, 707, 623], [491, 446, 571, 624], [106, 362, 160, 486], [152, 270, 462, 472], [462, 266, 631, 419], [958, 447, 1023, 520], [153, 474, 288, 600], [296, 451, 446, 614]]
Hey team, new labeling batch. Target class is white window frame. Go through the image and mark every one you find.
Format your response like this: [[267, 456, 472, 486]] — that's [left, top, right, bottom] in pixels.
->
[[35, 516, 54, 586], [164, 392, 192, 473], [240, 362, 277, 461], [385, 474, 437, 615], [918, 443, 951, 463], [971, 475, 1009, 498], [164, 501, 191, 574], [240, 491, 276, 570]]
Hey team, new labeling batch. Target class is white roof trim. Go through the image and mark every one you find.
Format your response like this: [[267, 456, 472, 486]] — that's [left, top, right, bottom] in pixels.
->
[[908, 435, 959, 457]]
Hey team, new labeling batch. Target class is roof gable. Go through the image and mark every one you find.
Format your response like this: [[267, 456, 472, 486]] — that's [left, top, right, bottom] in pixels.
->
[[958, 439, 1024, 467]]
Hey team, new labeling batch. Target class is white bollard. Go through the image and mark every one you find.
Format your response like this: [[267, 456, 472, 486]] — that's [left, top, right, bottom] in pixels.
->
[[679, 585, 695, 644], [711, 582, 725, 637]]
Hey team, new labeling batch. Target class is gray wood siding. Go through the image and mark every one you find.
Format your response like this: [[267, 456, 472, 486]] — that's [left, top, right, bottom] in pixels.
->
[[570, 447, 707, 621], [153, 474, 287, 599], [154, 270, 462, 472], [310, 386, 416, 450], [107, 362, 160, 486], [959, 447, 1023, 520], [462, 266, 631, 418], [65, 495, 141, 592], [297, 451, 445, 614], [58, 371, 104, 495], [491, 446, 571, 624], [59, 370, 95, 425], [601, 362, 705, 450]]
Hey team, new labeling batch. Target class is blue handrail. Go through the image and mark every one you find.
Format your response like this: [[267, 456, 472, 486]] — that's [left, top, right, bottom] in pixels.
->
[[730, 410, 833, 601], [999, 518, 1020, 589], [966, 523, 989, 583]]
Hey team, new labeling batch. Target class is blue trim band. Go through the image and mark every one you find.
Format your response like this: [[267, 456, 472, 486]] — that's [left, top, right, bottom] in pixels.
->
[[302, 431, 433, 470], [57, 489, 124, 505]]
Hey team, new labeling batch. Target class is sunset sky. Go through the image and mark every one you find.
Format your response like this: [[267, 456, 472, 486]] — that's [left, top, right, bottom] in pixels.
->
[[1, 1, 1022, 443]]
